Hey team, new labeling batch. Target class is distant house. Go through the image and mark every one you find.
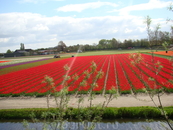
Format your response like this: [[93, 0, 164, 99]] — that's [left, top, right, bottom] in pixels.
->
[[4, 49, 33, 57], [35, 48, 56, 55], [37, 50, 48, 55], [77, 50, 82, 53], [0, 53, 4, 58]]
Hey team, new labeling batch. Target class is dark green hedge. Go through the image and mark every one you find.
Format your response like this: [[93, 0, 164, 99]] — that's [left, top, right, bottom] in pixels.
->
[[0, 106, 173, 120]]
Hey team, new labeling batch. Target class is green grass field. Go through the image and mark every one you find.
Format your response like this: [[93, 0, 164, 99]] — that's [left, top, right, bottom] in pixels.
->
[[66, 49, 152, 57]]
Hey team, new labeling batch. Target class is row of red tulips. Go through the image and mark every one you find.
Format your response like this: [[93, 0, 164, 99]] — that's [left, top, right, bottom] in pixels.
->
[[0, 54, 172, 94]]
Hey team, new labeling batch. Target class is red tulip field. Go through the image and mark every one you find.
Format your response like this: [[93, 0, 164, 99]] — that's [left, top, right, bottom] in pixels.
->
[[0, 53, 173, 95]]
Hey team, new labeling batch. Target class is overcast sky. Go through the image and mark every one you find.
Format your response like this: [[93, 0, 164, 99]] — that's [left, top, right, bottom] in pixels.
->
[[0, 0, 172, 53]]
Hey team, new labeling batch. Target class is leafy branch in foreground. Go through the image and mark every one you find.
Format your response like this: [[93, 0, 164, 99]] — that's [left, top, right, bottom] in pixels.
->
[[23, 61, 118, 130], [42, 75, 55, 109], [129, 52, 173, 130]]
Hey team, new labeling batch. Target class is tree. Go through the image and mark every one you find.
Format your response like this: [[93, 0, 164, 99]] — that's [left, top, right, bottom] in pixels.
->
[[144, 15, 152, 48], [158, 31, 170, 43], [98, 39, 108, 50], [140, 39, 149, 47], [162, 41, 169, 53], [98, 39, 107, 46], [123, 39, 133, 48], [6, 49, 12, 53], [57, 41, 66, 52], [153, 23, 161, 46], [167, 3, 173, 22], [20, 43, 25, 50], [167, 3, 173, 45], [111, 38, 119, 49]]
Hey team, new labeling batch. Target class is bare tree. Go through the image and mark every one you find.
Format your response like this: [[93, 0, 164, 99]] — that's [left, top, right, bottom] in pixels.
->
[[144, 15, 152, 48]]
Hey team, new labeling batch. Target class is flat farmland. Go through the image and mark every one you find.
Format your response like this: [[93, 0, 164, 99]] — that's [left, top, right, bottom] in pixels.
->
[[0, 53, 173, 96]]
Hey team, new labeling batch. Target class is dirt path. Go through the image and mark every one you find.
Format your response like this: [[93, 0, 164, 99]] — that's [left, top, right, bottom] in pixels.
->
[[0, 94, 173, 109]]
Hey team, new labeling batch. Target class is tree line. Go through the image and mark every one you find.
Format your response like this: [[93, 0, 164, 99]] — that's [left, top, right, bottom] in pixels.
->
[[5, 31, 173, 54], [67, 31, 173, 52]]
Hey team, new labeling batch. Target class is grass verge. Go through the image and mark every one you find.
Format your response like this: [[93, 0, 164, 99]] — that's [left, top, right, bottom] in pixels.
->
[[0, 106, 173, 120]]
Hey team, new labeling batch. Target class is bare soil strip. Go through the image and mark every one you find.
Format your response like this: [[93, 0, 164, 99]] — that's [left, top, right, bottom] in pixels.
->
[[0, 94, 173, 109]]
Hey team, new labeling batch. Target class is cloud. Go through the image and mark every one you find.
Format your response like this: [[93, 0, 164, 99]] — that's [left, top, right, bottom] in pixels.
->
[[115, 0, 172, 15], [0, 12, 171, 53], [56, 1, 118, 12], [125, 28, 132, 33]]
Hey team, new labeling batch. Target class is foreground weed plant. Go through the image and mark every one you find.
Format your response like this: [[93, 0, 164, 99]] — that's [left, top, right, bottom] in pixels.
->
[[23, 61, 118, 130]]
